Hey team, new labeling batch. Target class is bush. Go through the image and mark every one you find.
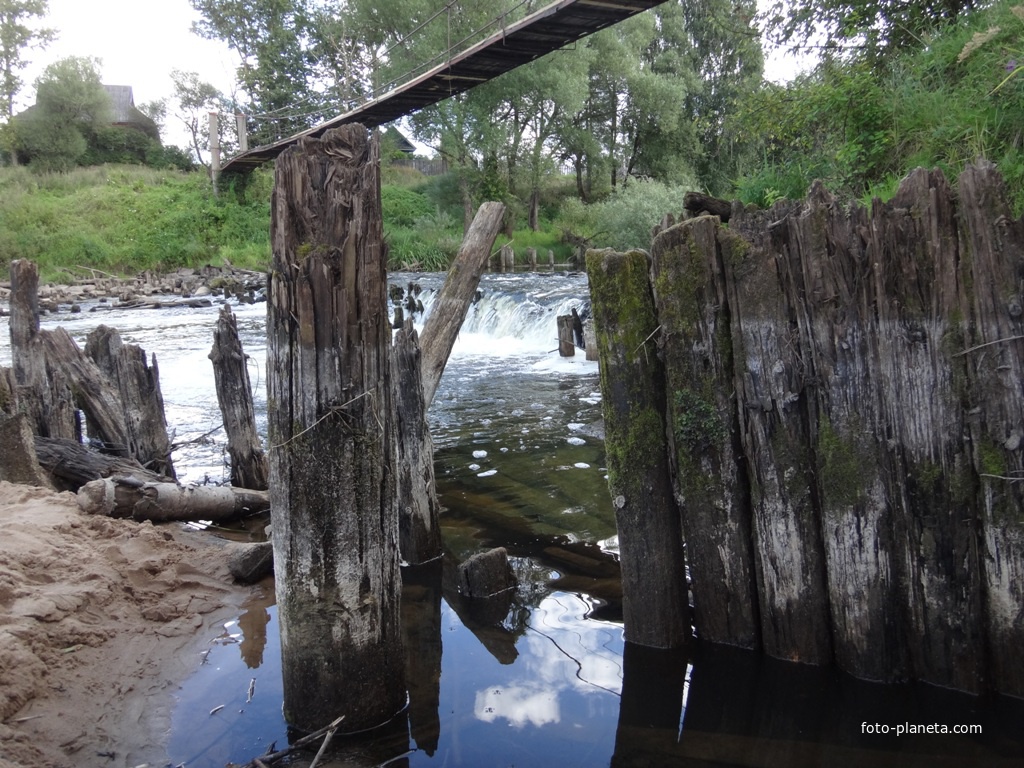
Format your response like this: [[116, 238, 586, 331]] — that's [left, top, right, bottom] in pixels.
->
[[381, 185, 434, 227], [587, 179, 697, 252]]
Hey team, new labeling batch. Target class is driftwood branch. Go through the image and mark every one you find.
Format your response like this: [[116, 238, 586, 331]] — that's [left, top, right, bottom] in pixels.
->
[[231, 715, 345, 768]]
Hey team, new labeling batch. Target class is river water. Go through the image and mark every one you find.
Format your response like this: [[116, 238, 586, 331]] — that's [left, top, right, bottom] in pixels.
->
[[2, 271, 1022, 767]]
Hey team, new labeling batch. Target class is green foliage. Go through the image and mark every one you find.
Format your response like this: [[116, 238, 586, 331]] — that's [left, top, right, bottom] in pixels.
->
[[380, 184, 433, 228], [734, 1, 1024, 211], [10, 56, 111, 170], [0, 0, 55, 119], [761, 0, 980, 65], [0, 164, 270, 280], [673, 388, 725, 453], [581, 178, 697, 252]]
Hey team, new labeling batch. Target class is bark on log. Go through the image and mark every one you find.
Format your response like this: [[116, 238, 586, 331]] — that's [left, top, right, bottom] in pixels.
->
[[393, 318, 442, 564], [419, 201, 506, 406], [0, 367, 14, 417], [85, 325, 175, 478], [76, 477, 269, 521], [267, 123, 405, 732], [210, 305, 269, 490], [586, 248, 690, 649], [33, 435, 164, 491], [650, 215, 760, 650]]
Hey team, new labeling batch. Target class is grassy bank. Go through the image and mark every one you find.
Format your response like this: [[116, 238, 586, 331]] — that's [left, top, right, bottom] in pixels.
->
[[0, 165, 272, 283]]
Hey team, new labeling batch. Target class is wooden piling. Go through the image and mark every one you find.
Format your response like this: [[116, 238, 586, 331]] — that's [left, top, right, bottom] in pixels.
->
[[589, 161, 1024, 696], [958, 160, 1024, 697], [557, 315, 575, 356], [586, 248, 689, 649], [209, 306, 268, 489], [650, 216, 760, 650], [394, 318, 442, 564], [267, 124, 405, 731]]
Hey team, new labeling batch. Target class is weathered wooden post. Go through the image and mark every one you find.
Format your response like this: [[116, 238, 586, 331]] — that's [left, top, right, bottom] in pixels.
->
[[267, 124, 405, 732], [958, 160, 1024, 697], [209, 110, 220, 192], [394, 318, 442, 563], [210, 305, 268, 489], [650, 216, 760, 650], [557, 315, 575, 356], [586, 248, 689, 648], [419, 201, 505, 406]]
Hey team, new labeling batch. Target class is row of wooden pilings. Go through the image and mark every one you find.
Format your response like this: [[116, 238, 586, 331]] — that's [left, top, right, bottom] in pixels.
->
[[586, 162, 1024, 698]]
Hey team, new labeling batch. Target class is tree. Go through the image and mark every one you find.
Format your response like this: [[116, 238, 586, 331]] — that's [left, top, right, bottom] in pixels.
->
[[170, 69, 228, 167], [11, 56, 111, 170], [0, 0, 54, 120], [761, 0, 980, 64], [190, 0, 321, 145]]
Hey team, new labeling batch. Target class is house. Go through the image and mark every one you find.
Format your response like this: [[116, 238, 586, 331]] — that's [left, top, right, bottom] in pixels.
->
[[101, 85, 160, 141]]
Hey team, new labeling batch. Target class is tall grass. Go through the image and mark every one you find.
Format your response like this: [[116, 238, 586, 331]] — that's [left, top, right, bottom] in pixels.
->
[[0, 164, 271, 281]]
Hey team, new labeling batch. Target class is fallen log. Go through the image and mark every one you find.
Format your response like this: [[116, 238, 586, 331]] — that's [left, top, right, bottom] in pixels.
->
[[34, 435, 165, 491], [683, 191, 732, 222], [77, 476, 270, 521]]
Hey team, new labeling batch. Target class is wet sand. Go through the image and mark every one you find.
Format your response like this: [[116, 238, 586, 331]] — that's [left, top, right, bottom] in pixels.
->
[[0, 481, 253, 768]]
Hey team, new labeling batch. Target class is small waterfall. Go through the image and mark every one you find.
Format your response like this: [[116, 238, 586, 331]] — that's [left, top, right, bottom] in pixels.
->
[[391, 272, 591, 356]]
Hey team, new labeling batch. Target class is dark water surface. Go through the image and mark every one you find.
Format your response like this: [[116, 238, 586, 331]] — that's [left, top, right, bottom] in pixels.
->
[[2, 273, 1022, 767]]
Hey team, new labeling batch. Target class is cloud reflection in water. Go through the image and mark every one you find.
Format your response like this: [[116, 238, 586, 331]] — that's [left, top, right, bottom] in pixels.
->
[[472, 592, 622, 729]]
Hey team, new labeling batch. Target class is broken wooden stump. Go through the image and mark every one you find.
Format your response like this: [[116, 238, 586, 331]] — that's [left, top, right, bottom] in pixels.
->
[[0, 414, 53, 488], [557, 315, 575, 356], [76, 476, 269, 521], [210, 305, 269, 490], [585, 248, 690, 650], [267, 123, 405, 732], [393, 319, 442, 564], [85, 325, 175, 477]]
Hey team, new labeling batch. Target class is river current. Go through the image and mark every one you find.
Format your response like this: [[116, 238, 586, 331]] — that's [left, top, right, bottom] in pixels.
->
[[1, 271, 1021, 767]]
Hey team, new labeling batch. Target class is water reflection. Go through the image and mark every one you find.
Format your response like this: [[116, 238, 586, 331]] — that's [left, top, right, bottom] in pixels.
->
[[236, 598, 271, 669]]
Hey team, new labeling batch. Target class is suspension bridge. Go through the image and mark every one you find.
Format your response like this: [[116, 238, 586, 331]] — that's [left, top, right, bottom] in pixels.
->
[[220, 0, 668, 176]]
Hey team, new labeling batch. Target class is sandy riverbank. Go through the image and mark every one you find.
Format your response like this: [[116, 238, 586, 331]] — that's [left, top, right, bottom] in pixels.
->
[[0, 481, 253, 768]]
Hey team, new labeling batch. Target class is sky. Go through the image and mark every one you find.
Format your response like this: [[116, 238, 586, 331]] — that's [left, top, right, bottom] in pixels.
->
[[17, 0, 237, 149], [16, 0, 813, 153]]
